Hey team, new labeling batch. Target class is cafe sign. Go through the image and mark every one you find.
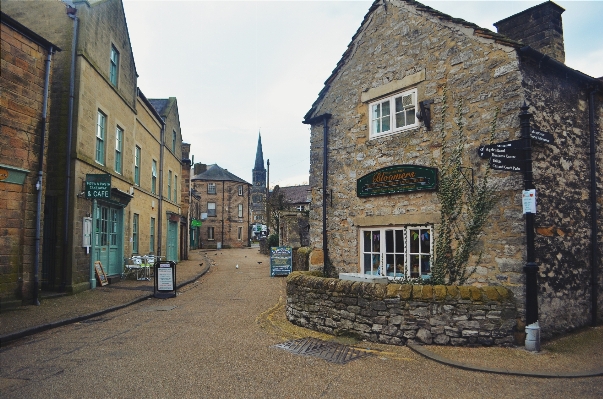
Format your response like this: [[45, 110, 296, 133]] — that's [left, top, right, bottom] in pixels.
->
[[85, 174, 111, 199], [357, 165, 437, 197]]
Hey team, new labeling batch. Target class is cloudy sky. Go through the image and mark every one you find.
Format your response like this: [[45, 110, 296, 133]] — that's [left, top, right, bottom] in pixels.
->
[[122, 0, 602, 188]]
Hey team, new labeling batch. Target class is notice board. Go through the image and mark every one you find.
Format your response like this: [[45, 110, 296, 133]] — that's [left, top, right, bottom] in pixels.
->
[[94, 261, 108, 286], [270, 246, 292, 277]]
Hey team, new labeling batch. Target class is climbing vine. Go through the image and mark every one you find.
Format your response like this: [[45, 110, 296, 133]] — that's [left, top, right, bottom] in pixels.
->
[[430, 88, 500, 285]]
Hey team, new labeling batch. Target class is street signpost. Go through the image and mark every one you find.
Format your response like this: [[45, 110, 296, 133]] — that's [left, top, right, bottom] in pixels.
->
[[478, 104, 555, 346]]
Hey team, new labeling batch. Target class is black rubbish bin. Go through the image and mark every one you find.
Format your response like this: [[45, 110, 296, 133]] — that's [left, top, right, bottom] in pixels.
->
[[154, 260, 177, 298]]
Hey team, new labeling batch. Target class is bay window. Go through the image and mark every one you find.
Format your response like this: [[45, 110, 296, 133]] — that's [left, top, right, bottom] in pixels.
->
[[360, 225, 432, 279]]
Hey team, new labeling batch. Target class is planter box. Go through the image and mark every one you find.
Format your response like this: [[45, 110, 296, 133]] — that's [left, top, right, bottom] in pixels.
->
[[339, 272, 388, 284]]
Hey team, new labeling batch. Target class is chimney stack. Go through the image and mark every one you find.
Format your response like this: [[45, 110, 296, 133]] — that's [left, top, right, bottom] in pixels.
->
[[193, 163, 207, 176], [494, 1, 565, 64]]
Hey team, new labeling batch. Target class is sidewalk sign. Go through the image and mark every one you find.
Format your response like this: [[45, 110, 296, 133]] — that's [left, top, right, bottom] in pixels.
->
[[94, 261, 108, 286], [270, 246, 292, 277], [154, 261, 176, 298]]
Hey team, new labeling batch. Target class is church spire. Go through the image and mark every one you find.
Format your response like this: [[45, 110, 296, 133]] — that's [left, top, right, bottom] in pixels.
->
[[253, 131, 265, 171]]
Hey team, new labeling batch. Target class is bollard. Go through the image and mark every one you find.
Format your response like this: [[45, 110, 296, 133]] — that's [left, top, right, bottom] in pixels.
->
[[525, 321, 541, 352]]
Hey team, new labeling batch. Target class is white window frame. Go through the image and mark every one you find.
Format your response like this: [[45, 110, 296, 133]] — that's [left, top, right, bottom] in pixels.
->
[[115, 126, 123, 174], [359, 225, 433, 279], [238, 185, 243, 196], [238, 204, 243, 218], [369, 88, 418, 139], [207, 182, 216, 195], [237, 226, 243, 240], [207, 226, 215, 240], [110, 45, 119, 86], [96, 111, 106, 165], [167, 170, 172, 200], [134, 146, 141, 186], [151, 160, 157, 194], [207, 202, 216, 217]]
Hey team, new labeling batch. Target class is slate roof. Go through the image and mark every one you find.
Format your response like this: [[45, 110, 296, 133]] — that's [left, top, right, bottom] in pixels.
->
[[148, 99, 169, 115], [279, 185, 310, 205], [191, 164, 250, 185]]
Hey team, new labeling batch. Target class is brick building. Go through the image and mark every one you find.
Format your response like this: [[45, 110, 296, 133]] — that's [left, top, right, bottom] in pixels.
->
[[191, 164, 251, 248], [0, 12, 60, 307], [2, 0, 184, 297], [303, 0, 601, 339]]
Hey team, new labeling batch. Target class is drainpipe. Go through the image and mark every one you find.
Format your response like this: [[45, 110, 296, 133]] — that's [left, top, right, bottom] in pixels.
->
[[588, 87, 599, 327], [61, 12, 79, 291], [158, 120, 165, 258], [302, 113, 331, 276], [221, 181, 225, 246], [33, 46, 55, 305]]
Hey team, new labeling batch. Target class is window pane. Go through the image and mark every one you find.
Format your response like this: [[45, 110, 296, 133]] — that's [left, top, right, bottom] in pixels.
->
[[382, 100, 390, 117], [410, 255, 420, 278], [372, 254, 381, 275], [395, 230, 404, 253], [395, 111, 405, 128], [385, 230, 394, 253], [395, 254, 405, 277], [363, 254, 372, 274], [410, 229, 420, 253], [385, 254, 394, 276], [363, 231, 371, 252], [421, 255, 431, 275], [372, 230, 380, 252], [405, 108, 415, 125]]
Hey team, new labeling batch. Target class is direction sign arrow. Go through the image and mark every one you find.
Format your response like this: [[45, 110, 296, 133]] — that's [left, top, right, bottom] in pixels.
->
[[478, 140, 523, 158], [531, 129, 554, 144]]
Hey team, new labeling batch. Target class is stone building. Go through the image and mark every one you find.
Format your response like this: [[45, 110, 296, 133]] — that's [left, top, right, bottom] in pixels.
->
[[191, 164, 251, 248], [303, 0, 601, 339], [180, 142, 203, 255], [250, 133, 267, 237], [277, 185, 311, 248], [1, 0, 184, 296], [0, 12, 60, 307]]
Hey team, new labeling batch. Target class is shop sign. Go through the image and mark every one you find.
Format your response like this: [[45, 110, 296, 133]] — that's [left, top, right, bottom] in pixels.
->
[[85, 174, 111, 199], [270, 246, 292, 276], [191, 219, 202, 227], [357, 165, 437, 197]]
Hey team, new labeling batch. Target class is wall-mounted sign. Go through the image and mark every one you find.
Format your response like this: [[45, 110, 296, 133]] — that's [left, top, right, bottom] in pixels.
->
[[0, 164, 29, 185], [85, 174, 111, 199], [191, 219, 202, 227], [356, 165, 437, 197]]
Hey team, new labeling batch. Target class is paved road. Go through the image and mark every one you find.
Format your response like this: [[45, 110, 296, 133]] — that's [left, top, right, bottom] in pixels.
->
[[1, 249, 601, 398]]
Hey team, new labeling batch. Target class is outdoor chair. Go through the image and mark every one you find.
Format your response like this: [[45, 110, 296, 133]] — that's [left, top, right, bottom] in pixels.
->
[[123, 256, 146, 280]]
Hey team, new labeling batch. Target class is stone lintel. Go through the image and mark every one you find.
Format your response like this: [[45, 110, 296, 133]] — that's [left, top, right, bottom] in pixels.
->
[[360, 69, 426, 103], [353, 212, 440, 227]]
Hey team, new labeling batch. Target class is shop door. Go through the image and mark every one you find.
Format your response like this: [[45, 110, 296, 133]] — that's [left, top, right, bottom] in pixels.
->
[[167, 221, 178, 262], [94, 204, 123, 276], [107, 208, 122, 275], [94, 206, 109, 270]]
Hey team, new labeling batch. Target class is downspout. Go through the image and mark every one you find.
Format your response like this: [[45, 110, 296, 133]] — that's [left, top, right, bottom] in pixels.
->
[[588, 87, 599, 327], [157, 119, 165, 258], [33, 46, 54, 305], [62, 12, 79, 291], [247, 185, 251, 247]]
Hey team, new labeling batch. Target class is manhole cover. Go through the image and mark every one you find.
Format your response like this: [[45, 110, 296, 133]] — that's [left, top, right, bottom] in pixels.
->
[[273, 337, 371, 364], [142, 305, 177, 312]]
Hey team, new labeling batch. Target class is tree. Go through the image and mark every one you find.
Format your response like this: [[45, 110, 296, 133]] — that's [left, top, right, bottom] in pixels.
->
[[266, 185, 290, 236]]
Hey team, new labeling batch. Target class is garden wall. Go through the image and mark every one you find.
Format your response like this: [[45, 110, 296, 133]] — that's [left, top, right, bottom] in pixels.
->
[[286, 272, 519, 347]]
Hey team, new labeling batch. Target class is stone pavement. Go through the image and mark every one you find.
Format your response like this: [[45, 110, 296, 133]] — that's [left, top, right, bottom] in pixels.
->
[[1, 248, 602, 380]]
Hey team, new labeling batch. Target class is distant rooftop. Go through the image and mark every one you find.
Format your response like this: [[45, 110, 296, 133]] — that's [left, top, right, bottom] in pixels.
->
[[192, 164, 250, 185], [279, 185, 310, 204]]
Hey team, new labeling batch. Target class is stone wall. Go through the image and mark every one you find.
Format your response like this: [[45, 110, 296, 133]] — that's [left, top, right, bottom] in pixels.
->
[[287, 272, 518, 347], [0, 17, 54, 305]]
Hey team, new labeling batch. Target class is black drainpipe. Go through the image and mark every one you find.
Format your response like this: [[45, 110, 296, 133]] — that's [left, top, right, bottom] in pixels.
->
[[157, 119, 165, 258], [303, 113, 332, 276], [33, 46, 55, 304], [588, 87, 599, 327], [61, 12, 79, 291]]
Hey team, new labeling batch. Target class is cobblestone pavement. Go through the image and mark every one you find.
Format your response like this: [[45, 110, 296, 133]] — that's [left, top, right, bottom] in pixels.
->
[[1, 248, 602, 398]]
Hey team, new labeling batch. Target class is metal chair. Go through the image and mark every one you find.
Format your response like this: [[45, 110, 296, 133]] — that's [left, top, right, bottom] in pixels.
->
[[123, 256, 145, 280]]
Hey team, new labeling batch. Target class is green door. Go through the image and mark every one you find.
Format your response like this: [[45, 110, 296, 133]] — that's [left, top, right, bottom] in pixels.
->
[[167, 220, 178, 262], [94, 204, 123, 276]]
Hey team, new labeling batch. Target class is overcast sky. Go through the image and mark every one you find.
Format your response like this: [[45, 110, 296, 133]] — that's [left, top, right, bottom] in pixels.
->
[[122, 0, 602, 188]]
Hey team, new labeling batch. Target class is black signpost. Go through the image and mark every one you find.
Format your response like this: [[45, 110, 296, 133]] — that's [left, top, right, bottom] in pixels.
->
[[270, 246, 293, 277], [154, 260, 176, 298], [478, 103, 555, 332]]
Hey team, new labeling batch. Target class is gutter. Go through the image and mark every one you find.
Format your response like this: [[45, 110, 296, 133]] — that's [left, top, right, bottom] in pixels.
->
[[63, 12, 79, 291], [33, 46, 55, 305], [302, 113, 332, 276]]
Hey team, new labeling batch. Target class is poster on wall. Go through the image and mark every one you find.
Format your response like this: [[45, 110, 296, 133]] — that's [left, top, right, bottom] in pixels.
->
[[270, 246, 292, 277], [357, 165, 438, 197]]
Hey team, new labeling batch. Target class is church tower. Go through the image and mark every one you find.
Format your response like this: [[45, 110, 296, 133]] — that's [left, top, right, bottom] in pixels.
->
[[251, 133, 267, 235]]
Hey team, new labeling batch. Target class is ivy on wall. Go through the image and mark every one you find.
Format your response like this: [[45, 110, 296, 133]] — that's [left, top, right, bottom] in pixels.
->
[[431, 88, 500, 285]]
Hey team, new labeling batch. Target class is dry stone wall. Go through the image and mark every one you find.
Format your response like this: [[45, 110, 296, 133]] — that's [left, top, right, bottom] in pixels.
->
[[287, 272, 518, 347]]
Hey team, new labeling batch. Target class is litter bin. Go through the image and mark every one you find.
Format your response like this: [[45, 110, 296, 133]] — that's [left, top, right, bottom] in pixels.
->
[[217, 242, 222, 250], [525, 321, 540, 352], [154, 260, 176, 299]]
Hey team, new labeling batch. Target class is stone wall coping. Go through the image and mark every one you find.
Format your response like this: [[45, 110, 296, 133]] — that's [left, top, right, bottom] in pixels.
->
[[287, 271, 514, 303]]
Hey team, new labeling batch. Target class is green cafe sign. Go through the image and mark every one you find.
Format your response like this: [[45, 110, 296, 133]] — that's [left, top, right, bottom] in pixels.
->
[[357, 165, 438, 197]]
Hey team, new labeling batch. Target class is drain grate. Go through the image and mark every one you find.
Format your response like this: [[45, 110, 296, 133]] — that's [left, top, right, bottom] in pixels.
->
[[273, 337, 371, 364]]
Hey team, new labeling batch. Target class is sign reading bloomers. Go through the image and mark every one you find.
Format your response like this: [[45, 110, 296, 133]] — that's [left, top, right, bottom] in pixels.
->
[[357, 165, 438, 197]]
